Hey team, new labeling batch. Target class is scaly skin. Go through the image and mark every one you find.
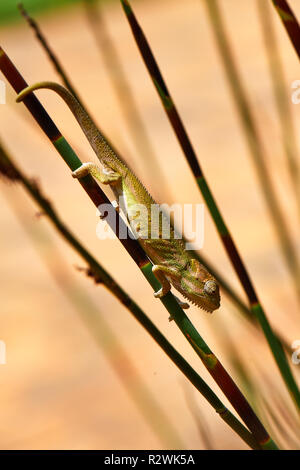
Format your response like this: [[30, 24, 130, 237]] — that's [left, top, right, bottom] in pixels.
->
[[17, 82, 220, 312]]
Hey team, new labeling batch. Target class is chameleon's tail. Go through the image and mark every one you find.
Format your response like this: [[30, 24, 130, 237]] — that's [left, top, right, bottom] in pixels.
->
[[16, 81, 120, 166]]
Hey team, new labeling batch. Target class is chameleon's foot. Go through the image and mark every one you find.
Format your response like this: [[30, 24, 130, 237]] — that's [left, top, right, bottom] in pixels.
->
[[72, 162, 121, 185], [154, 287, 165, 299], [111, 199, 120, 213], [174, 295, 190, 309], [72, 162, 95, 179], [168, 314, 174, 322]]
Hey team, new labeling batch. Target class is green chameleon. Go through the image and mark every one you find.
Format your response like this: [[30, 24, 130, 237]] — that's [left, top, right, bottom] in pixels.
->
[[17, 82, 220, 313]]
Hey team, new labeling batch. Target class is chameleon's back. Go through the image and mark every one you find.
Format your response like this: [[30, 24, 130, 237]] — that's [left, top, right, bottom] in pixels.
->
[[16, 81, 220, 312]]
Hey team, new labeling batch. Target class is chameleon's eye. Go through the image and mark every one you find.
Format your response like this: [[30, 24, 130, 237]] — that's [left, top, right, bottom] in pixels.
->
[[204, 280, 217, 295]]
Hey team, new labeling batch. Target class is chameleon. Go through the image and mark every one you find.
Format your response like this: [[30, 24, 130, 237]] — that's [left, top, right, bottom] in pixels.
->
[[16, 82, 220, 313]]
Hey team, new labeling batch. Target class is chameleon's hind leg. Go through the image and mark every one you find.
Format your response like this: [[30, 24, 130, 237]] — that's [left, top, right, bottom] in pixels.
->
[[167, 295, 189, 321], [173, 296, 189, 310], [72, 162, 121, 185]]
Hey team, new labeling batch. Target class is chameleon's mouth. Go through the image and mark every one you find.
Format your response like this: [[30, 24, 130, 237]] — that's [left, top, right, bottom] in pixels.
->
[[172, 276, 220, 313], [178, 288, 220, 313]]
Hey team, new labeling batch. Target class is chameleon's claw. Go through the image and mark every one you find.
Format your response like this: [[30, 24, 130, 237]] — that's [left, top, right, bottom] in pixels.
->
[[152, 265, 172, 299], [174, 295, 190, 309], [72, 162, 95, 179], [111, 199, 120, 213], [154, 287, 164, 299], [72, 162, 121, 185]]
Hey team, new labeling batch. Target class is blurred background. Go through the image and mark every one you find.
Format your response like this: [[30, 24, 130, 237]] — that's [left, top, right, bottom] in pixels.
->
[[0, 0, 299, 450]]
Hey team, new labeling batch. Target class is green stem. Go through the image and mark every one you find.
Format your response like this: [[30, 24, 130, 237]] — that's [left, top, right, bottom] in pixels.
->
[[203, 0, 300, 302], [16, 1, 293, 360], [119, 0, 300, 415], [271, 0, 300, 59], [257, 0, 300, 219], [0, 143, 257, 451], [1, 176, 184, 449], [83, 0, 167, 193], [0, 46, 277, 449]]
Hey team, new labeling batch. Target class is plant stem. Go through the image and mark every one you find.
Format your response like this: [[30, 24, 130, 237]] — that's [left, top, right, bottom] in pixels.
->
[[257, 0, 300, 220], [271, 0, 300, 58], [0, 141, 257, 451], [83, 0, 167, 193], [0, 46, 277, 449], [17, 1, 292, 357], [119, 0, 300, 415], [1, 176, 184, 449], [203, 0, 300, 302], [17, 2, 85, 109]]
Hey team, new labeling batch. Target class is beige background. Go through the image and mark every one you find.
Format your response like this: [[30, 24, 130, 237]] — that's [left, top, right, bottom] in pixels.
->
[[0, 0, 299, 449]]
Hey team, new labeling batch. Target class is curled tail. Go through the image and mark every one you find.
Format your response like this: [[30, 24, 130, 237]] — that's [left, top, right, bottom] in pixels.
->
[[16, 81, 121, 167]]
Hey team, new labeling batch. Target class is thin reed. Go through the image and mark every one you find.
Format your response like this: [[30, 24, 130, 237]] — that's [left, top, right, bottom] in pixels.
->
[[0, 0, 299, 450], [18, 0, 292, 359], [119, 0, 300, 416], [0, 45, 276, 449], [0, 138, 260, 449]]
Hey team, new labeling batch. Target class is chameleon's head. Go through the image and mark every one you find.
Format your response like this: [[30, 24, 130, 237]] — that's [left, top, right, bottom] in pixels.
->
[[174, 259, 220, 313]]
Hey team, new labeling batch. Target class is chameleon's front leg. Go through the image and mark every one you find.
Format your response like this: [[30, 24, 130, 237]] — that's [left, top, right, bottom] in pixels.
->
[[73, 163, 122, 215], [152, 265, 172, 298], [72, 162, 121, 185], [152, 265, 189, 309]]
